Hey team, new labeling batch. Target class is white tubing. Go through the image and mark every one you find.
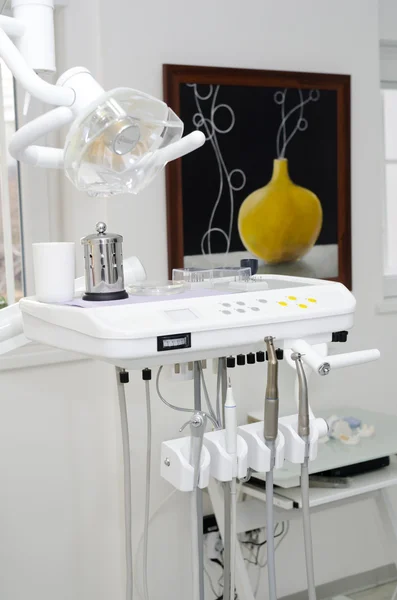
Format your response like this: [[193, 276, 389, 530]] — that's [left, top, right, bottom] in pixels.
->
[[301, 457, 317, 600], [155, 131, 205, 165], [0, 15, 25, 37], [0, 29, 74, 105], [266, 462, 277, 600], [116, 368, 133, 600], [327, 349, 380, 370], [9, 106, 73, 167]]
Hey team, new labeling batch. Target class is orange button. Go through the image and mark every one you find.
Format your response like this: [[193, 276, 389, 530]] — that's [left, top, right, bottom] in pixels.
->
[[288, 295, 297, 300], [308, 298, 317, 303], [298, 303, 308, 309], [278, 301, 288, 307]]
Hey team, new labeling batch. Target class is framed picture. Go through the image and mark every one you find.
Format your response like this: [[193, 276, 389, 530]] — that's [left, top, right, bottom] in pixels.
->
[[164, 65, 351, 288]]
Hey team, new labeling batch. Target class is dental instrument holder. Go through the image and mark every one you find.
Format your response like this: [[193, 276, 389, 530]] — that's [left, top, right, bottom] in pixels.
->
[[161, 429, 249, 490], [160, 412, 210, 492], [81, 222, 129, 301], [238, 422, 285, 472], [203, 430, 248, 481], [279, 340, 380, 464]]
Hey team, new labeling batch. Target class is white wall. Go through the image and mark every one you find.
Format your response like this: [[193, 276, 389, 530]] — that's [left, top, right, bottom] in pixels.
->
[[1, 1, 395, 599]]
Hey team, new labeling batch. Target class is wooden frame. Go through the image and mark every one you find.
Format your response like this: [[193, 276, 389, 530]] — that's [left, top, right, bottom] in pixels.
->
[[164, 64, 351, 288]]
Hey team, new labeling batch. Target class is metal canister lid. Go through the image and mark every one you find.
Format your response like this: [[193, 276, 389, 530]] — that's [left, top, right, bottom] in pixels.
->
[[81, 222, 123, 245]]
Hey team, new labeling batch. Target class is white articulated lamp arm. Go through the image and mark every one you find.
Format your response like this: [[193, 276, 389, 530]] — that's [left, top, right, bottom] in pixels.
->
[[285, 339, 380, 376], [0, 29, 74, 106], [1, 1, 206, 188], [9, 106, 73, 168]]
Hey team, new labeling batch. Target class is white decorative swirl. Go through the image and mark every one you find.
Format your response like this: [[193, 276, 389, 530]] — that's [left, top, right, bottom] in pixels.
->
[[187, 84, 246, 262], [275, 88, 320, 158]]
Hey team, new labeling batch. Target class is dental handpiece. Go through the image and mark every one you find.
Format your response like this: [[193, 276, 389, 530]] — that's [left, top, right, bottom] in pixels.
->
[[264, 336, 279, 445], [291, 352, 310, 440]]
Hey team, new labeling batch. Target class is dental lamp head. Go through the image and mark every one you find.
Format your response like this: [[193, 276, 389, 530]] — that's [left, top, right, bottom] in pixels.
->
[[1, 1, 205, 196]]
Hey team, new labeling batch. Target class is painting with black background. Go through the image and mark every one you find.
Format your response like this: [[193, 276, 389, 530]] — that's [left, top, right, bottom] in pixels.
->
[[179, 82, 338, 278]]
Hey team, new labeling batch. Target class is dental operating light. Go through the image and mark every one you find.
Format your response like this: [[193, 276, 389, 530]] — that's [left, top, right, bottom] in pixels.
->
[[1, 0, 205, 196]]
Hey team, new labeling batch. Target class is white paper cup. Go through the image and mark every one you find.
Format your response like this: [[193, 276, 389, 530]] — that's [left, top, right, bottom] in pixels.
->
[[33, 242, 75, 303]]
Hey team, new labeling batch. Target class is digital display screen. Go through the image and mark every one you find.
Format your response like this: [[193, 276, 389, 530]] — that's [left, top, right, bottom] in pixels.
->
[[157, 333, 191, 352]]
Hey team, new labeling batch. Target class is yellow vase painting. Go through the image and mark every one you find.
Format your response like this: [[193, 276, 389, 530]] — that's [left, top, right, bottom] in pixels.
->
[[238, 158, 323, 264]]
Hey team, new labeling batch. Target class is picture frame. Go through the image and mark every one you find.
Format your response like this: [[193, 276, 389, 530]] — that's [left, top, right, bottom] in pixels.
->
[[164, 64, 351, 288]]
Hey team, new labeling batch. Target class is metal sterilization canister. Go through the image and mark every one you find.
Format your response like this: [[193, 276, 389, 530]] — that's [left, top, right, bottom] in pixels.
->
[[81, 222, 129, 301]]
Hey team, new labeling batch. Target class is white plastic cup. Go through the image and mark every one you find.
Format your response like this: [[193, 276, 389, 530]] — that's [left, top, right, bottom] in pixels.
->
[[33, 242, 75, 303]]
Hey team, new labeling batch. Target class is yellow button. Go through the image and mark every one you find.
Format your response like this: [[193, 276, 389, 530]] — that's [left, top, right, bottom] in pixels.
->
[[288, 295, 297, 300], [278, 301, 288, 307], [308, 298, 317, 303], [298, 303, 308, 309]]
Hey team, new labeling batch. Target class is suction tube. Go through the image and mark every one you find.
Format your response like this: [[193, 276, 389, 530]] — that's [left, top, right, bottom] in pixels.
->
[[116, 367, 133, 600], [192, 362, 205, 600], [264, 336, 279, 600], [223, 378, 237, 600], [291, 352, 317, 600]]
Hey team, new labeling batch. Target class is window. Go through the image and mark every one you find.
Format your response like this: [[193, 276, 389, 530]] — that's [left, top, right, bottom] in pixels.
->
[[0, 59, 24, 305], [381, 43, 397, 300]]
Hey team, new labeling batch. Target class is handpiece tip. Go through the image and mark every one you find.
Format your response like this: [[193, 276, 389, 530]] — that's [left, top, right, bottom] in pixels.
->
[[228, 376, 232, 388]]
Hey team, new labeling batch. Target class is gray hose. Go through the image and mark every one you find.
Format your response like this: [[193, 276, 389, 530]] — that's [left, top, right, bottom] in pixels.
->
[[223, 482, 231, 600], [301, 457, 317, 600], [156, 366, 218, 428], [199, 363, 219, 427], [116, 368, 133, 600], [266, 465, 277, 600], [143, 380, 152, 600]]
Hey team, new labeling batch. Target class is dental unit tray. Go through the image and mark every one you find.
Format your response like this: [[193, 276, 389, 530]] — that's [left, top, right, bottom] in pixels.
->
[[19, 275, 356, 369]]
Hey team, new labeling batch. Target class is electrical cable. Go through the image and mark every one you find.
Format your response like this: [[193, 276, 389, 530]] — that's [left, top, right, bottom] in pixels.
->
[[156, 366, 195, 413], [142, 378, 152, 600], [257, 521, 290, 570], [204, 564, 222, 599], [116, 367, 133, 600], [301, 456, 317, 600], [156, 366, 218, 428]]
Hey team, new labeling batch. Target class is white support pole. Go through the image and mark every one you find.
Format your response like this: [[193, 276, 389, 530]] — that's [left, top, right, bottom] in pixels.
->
[[0, 28, 74, 105], [0, 62, 16, 304]]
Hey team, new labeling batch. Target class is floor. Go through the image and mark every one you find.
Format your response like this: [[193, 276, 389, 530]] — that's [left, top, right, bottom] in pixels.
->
[[333, 582, 397, 600]]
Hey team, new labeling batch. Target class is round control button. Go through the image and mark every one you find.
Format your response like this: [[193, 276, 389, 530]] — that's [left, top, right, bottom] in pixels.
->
[[251, 307, 260, 311], [222, 310, 231, 315], [258, 299, 268, 303], [298, 303, 308, 309], [236, 301, 245, 306], [222, 303, 231, 307], [308, 298, 317, 303], [236, 308, 245, 313], [288, 295, 297, 301], [278, 301, 288, 307]]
